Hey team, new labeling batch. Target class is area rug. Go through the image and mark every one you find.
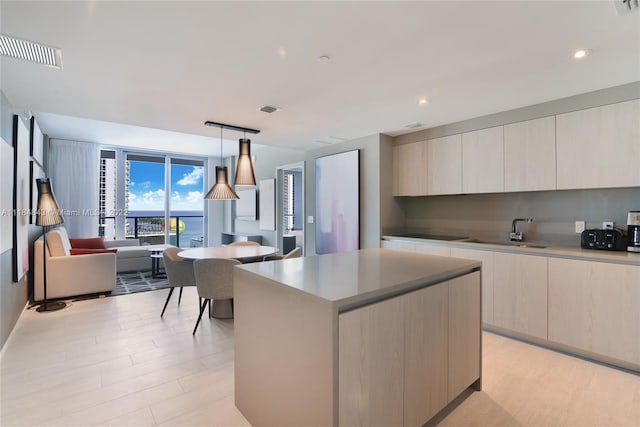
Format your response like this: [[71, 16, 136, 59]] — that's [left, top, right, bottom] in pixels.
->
[[112, 271, 171, 296]]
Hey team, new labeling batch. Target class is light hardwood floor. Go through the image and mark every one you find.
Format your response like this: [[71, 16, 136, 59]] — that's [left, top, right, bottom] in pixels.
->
[[1, 288, 639, 426]]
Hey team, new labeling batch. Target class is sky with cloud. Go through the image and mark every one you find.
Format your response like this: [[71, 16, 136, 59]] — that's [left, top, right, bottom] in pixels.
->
[[128, 161, 204, 211]]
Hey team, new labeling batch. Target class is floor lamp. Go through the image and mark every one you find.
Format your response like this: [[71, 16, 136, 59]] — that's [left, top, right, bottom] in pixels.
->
[[35, 178, 66, 312]]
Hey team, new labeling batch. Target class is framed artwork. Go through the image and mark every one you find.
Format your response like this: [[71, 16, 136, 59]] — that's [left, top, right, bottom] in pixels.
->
[[259, 178, 275, 231], [29, 161, 42, 224], [315, 149, 359, 254], [0, 137, 14, 254], [13, 115, 30, 282], [30, 116, 44, 166]]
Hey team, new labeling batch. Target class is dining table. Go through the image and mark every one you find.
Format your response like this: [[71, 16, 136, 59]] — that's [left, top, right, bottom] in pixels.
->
[[178, 245, 278, 318], [179, 245, 278, 262]]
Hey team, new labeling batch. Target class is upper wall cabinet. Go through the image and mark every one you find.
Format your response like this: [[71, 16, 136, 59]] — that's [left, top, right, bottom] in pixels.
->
[[556, 99, 640, 190], [504, 116, 556, 192], [393, 141, 427, 196], [462, 126, 504, 194], [426, 135, 462, 195]]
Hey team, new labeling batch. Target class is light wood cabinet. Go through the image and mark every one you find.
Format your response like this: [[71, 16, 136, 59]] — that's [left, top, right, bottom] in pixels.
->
[[393, 141, 428, 196], [493, 252, 548, 339], [450, 247, 494, 325], [503, 116, 556, 192], [339, 296, 405, 427], [548, 258, 640, 366], [339, 272, 481, 426], [414, 244, 451, 257], [403, 282, 449, 425], [462, 126, 504, 194], [381, 239, 415, 252], [447, 272, 481, 401], [556, 99, 640, 189], [426, 134, 462, 195]]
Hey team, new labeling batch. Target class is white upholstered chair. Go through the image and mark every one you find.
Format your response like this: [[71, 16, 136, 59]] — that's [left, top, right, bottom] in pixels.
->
[[161, 247, 196, 317], [34, 227, 116, 300], [192, 258, 241, 334]]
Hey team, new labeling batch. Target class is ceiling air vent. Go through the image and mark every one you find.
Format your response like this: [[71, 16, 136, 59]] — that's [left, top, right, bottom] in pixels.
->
[[314, 136, 347, 145], [257, 105, 280, 114], [614, 0, 639, 15], [403, 121, 423, 129], [0, 34, 63, 69]]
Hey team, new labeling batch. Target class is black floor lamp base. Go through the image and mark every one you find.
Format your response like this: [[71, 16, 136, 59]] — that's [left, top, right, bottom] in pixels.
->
[[36, 301, 67, 312]]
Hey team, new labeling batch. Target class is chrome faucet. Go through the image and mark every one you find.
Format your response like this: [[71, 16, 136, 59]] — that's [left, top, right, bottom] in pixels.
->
[[510, 218, 534, 241]]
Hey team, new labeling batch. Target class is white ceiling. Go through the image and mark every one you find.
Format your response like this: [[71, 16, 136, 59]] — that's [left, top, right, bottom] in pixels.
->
[[1, 1, 639, 156]]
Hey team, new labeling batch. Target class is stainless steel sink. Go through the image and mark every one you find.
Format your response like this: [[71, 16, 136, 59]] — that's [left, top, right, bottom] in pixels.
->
[[464, 239, 547, 249]]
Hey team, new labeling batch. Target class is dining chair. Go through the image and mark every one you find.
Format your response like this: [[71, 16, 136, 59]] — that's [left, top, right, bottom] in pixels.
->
[[192, 258, 241, 334], [228, 241, 260, 247], [264, 247, 302, 261], [161, 247, 196, 318]]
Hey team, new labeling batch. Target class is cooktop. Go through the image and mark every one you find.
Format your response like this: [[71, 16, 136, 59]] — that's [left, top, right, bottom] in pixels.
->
[[393, 233, 469, 241]]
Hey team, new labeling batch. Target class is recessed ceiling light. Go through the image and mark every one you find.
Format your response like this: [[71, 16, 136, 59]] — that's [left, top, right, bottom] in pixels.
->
[[572, 49, 592, 60], [317, 55, 331, 62], [418, 97, 429, 106], [0, 34, 63, 69]]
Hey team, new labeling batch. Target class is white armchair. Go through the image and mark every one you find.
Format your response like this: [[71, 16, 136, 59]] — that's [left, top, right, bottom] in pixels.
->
[[34, 227, 116, 301]]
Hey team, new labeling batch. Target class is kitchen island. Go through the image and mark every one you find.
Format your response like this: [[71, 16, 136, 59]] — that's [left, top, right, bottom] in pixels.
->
[[234, 248, 482, 426]]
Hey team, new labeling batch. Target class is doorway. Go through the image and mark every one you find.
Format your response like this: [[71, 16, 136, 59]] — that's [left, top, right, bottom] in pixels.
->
[[275, 162, 305, 256]]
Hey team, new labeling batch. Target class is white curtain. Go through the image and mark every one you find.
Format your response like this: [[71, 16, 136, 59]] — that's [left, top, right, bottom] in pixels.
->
[[48, 139, 99, 238]]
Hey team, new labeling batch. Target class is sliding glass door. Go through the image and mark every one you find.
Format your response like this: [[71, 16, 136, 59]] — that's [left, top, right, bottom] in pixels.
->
[[126, 154, 167, 244], [99, 149, 205, 248], [169, 158, 205, 248]]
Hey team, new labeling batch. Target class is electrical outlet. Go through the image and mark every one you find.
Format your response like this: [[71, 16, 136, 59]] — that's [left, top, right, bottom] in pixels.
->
[[603, 221, 614, 230], [307, 216, 314, 224], [575, 221, 586, 234]]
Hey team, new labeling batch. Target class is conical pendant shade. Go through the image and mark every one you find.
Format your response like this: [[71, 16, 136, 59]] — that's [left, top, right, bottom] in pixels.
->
[[205, 167, 239, 200], [234, 138, 256, 186]]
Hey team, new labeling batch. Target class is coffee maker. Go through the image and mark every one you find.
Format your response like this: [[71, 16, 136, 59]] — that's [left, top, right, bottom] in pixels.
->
[[628, 211, 640, 253]]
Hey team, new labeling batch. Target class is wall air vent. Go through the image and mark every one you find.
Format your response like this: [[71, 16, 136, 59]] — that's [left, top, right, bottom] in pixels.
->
[[257, 105, 280, 114], [0, 34, 63, 69], [614, 0, 639, 15]]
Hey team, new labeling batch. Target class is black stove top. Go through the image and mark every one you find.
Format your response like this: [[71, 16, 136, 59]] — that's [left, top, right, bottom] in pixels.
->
[[394, 233, 468, 241]]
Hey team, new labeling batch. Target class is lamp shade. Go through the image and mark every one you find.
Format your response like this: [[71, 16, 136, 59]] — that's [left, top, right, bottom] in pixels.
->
[[35, 178, 64, 227], [234, 138, 256, 186], [205, 167, 239, 200]]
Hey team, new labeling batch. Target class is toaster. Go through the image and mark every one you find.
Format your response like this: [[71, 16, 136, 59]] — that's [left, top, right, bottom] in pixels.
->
[[580, 229, 627, 251]]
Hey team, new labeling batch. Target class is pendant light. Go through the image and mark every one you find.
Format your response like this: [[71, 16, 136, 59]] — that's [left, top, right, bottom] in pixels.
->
[[234, 130, 256, 186], [205, 127, 239, 200]]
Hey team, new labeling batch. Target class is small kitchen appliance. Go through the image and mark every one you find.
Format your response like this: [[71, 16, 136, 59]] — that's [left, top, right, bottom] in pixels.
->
[[580, 229, 626, 251], [627, 211, 640, 253]]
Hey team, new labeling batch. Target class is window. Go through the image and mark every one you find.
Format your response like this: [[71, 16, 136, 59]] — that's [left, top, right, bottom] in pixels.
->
[[283, 173, 294, 233], [98, 149, 205, 248]]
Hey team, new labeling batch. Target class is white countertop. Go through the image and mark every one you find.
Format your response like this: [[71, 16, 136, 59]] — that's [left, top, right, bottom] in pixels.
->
[[236, 248, 480, 310], [382, 235, 640, 266]]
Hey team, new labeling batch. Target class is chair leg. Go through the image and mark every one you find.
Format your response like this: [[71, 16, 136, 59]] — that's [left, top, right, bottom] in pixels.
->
[[161, 287, 175, 318], [193, 299, 209, 335], [178, 287, 184, 305], [208, 299, 212, 318]]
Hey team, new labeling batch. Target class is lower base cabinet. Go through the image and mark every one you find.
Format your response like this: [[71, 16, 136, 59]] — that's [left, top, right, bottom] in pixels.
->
[[450, 248, 494, 325], [548, 258, 640, 367], [339, 272, 481, 426], [493, 252, 548, 340]]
